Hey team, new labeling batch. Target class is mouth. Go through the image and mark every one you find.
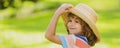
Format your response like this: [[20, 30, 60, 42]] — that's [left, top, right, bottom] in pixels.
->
[[69, 28, 76, 30]]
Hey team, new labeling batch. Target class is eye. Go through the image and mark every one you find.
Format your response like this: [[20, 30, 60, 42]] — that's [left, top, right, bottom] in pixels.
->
[[68, 20, 72, 22], [75, 20, 79, 23]]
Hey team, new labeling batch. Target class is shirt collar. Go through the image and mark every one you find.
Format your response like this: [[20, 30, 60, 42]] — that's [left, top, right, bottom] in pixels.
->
[[74, 34, 88, 43]]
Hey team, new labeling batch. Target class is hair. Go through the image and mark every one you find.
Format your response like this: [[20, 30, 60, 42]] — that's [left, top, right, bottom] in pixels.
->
[[66, 13, 97, 46]]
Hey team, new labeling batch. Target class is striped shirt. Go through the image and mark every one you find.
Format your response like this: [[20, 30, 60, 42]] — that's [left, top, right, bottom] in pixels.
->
[[59, 34, 90, 48]]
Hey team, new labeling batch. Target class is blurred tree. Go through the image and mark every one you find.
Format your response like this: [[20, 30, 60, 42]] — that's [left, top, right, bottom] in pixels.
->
[[21, 0, 38, 3], [8, 0, 15, 8], [0, 0, 7, 9], [0, 0, 15, 9], [0, 0, 39, 9]]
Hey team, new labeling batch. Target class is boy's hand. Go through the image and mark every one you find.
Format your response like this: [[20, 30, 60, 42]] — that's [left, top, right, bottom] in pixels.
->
[[54, 4, 73, 16]]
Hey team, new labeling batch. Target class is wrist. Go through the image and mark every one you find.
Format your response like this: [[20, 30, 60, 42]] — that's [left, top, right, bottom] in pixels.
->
[[53, 14, 59, 17]]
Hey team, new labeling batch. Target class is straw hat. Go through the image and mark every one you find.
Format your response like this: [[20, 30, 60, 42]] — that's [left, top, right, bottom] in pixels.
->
[[61, 3, 100, 42]]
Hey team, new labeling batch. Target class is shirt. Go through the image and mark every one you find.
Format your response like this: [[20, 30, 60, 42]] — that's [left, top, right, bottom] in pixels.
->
[[59, 34, 90, 48]]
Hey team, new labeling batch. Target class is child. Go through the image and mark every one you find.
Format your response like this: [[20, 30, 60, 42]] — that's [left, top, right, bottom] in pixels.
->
[[45, 3, 100, 48]]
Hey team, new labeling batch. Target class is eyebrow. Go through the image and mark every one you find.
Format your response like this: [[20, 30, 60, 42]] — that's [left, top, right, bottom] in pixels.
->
[[73, 16, 80, 20], [75, 17, 80, 20]]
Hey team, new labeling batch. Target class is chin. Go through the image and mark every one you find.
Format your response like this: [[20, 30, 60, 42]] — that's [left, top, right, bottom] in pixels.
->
[[70, 32, 77, 34]]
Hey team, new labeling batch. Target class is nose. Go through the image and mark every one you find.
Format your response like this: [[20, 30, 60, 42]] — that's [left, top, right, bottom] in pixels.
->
[[69, 21, 75, 26]]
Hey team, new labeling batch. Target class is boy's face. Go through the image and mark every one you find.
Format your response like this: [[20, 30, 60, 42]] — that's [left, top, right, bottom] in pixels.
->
[[67, 15, 82, 35]]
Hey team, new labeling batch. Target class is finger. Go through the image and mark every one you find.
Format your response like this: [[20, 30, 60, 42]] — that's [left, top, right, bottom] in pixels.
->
[[65, 10, 69, 12]]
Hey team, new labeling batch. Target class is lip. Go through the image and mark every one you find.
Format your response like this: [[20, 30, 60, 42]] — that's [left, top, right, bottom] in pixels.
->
[[69, 28, 76, 29]]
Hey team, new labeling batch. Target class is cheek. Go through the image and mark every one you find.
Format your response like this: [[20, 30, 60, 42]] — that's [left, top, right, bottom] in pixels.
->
[[67, 23, 70, 27], [67, 23, 69, 27], [76, 24, 82, 30]]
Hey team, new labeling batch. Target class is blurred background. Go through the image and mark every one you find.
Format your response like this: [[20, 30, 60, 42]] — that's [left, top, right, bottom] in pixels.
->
[[0, 0, 120, 48]]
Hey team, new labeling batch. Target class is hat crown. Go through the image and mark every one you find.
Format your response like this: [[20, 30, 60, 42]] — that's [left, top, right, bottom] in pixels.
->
[[74, 4, 98, 23]]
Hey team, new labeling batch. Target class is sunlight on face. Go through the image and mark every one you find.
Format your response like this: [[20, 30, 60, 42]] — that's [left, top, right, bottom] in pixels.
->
[[67, 16, 82, 35]]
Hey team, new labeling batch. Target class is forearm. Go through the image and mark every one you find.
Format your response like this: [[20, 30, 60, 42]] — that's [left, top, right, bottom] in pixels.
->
[[45, 14, 59, 39]]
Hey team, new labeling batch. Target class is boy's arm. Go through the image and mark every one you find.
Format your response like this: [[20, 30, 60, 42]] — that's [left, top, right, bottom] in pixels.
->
[[45, 4, 73, 44]]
